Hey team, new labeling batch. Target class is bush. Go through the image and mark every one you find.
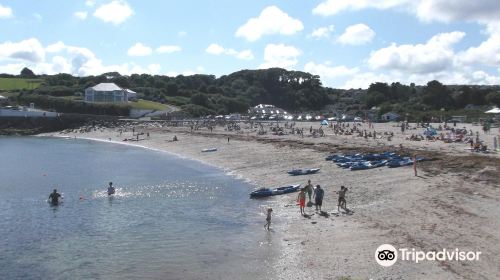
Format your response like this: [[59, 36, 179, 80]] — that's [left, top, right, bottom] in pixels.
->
[[16, 94, 130, 116]]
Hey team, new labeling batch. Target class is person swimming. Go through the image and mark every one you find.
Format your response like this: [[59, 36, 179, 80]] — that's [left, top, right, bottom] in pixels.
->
[[107, 182, 116, 196], [48, 189, 62, 205]]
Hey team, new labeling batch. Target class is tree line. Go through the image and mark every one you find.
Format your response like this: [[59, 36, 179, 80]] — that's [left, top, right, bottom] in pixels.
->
[[7, 67, 500, 117]]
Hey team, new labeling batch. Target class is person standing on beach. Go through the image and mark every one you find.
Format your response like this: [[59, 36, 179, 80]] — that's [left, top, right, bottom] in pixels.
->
[[413, 155, 418, 176], [305, 180, 313, 202], [337, 186, 348, 211], [297, 189, 306, 215], [264, 208, 272, 230], [313, 185, 324, 211]]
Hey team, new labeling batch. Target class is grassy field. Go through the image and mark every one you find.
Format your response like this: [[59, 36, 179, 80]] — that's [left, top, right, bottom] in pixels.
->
[[0, 78, 43, 90], [130, 99, 171, 110]]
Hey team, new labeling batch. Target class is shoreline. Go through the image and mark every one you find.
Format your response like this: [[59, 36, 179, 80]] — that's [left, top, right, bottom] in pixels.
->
[[39, 121, 500, 279]]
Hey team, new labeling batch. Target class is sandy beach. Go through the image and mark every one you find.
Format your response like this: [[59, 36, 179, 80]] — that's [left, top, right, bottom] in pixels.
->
[[41, 120, 500, 279]]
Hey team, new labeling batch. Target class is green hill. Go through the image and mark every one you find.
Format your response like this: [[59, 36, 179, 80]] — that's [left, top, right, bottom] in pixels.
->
[[0, 78, 43, 90]]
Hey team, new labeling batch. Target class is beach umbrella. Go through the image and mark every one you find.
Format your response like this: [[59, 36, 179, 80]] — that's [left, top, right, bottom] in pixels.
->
[[321, 120, 328, 125], [485, 107, 500, 114]]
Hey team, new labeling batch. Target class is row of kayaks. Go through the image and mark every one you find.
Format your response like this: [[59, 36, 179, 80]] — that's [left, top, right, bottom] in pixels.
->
[[250, 184, 301, 198], [326, 152, 425, 171]]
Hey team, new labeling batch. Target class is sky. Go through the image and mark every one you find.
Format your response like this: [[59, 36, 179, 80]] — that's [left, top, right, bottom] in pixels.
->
[[1, 0, 500, 89]]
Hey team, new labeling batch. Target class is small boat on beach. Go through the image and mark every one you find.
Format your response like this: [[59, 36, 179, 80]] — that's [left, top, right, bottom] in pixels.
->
[[250, 184, 301, 198], [287, 168, 320, 176], [201, 148, 217, 152]]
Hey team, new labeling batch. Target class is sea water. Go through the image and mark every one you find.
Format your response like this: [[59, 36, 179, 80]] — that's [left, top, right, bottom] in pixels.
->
[[0, 137, 278, 279]]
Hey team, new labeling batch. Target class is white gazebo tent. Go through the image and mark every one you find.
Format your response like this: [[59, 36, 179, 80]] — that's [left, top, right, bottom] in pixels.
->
[[485, 107, 500, 114]]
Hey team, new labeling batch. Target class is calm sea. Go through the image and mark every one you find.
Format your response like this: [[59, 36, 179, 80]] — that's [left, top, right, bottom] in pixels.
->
[[0, 137, 278, 280]]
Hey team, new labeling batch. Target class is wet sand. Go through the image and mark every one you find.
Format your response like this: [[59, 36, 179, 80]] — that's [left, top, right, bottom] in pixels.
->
[[41, 121, 500, 279]]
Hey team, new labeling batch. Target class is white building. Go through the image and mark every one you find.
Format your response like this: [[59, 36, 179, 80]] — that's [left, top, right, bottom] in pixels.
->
[[85, 83, 136, 103], [381, 112, 400, 121]]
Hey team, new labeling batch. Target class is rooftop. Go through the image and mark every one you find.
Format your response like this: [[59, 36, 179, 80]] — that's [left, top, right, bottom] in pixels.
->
[[90, 83, 123, 91]]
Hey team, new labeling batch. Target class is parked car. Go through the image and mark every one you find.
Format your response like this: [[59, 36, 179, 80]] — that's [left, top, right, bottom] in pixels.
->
[[354, 117, 363, 122]]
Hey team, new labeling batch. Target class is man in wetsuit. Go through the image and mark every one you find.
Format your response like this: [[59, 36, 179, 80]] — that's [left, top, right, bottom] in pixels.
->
[[49, 189, 62, 205], [107, 182, 116, 196]]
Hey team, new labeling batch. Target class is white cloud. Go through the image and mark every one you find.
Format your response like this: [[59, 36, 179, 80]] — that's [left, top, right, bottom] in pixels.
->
[[205, 43, 224, 55], [458, 34, 500, 67], [46, 41, 66, 53], [0, 38, 172, 76], [0, 4, 13, 18], [93, 0, 133, 25], [414, 0, 500, 24], [33, 13, 42, 21], [236, 6, 303, 41], [127, 43, 152, 56], [338, 23, 375, 45], [177, 31, 187, 37], [182, 66, 205, 76], [259, 44, 301, 69], [312, 0, 500, 26], [0, 38, 45, 63], [368, 31, 465, 73], [341, 72, 397, 89], [74, 11, 88, 20], [156, 45, 182, 54], [205, 43, 254, 60], [85, 0, 95, 7], [304, 61, 358, 79], [311, 25, 335, 39], [341, 68, 500, 89], [312, 0, 406, 16]]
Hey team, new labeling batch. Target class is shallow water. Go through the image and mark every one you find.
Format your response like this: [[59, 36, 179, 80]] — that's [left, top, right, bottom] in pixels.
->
[[0, 137, 278, 279]]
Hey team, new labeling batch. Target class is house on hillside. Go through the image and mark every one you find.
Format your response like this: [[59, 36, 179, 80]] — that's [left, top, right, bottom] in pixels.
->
[[381, 112, 400, 121], [84, 83, 137, 103]]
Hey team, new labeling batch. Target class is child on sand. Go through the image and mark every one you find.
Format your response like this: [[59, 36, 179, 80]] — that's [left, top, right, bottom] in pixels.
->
[[297, 189, 306, 215], [264, 208, 272, 230]]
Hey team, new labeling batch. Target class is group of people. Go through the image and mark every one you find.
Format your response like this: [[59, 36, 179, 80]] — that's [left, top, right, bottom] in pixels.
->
[[297, 179, 348, 215], [48, 182, 116, 206], [264, 179, 349, 230]]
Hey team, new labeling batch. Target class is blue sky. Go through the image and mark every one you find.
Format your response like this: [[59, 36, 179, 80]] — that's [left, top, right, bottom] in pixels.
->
[[1, 0, 500, 88]]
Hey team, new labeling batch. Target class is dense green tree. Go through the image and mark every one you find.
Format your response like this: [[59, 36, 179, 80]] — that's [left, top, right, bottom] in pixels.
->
[[486, 91, 500, 107], [20, 67, 35, 77], [422, 80, 455, 109]]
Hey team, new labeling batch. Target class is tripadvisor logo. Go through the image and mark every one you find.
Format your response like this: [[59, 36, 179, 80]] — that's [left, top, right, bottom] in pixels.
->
[[375, 244, 481, 267], [375, 244, 398, 267]]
